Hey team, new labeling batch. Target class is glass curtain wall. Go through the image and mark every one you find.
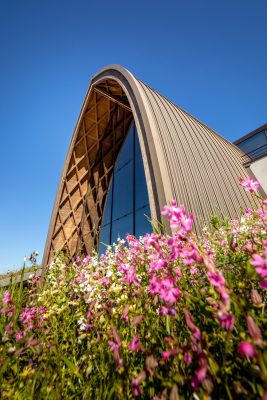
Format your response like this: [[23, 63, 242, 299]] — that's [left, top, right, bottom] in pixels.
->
[[99, 123, 151, 253]]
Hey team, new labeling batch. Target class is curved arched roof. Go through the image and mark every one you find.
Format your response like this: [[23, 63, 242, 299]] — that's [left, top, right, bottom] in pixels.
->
[[42, 64, 259, 266]]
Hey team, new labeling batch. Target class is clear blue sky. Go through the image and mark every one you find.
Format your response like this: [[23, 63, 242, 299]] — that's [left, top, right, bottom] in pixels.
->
[[0, 0, 266, 273]]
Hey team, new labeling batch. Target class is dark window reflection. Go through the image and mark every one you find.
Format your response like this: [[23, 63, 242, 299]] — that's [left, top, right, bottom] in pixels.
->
[[236, 129, 267, 160], [135, 152, 149, 210], [113, 161, 133, 220], [99, 224, 110, 255], [111, 214, 133, 244], [136, 205, 151, 237], [99, 123, 151, 253], [115, 125, 134, 171], [102, 178, 113, 227]]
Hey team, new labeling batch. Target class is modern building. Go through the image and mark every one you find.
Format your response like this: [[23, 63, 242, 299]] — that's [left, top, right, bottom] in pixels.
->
[[234, 123, 267, 194], [42, 65, 260, 267]]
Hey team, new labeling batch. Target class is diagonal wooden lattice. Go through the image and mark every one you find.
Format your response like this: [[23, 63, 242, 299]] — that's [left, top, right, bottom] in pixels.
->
[[47, 80, 133, 264]]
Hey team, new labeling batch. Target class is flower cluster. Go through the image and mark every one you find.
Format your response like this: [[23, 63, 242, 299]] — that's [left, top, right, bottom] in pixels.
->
[[0, 177, 266, 399]]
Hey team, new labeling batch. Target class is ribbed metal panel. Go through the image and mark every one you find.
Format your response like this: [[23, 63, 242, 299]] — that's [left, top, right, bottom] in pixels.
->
[[42, 65, 260, 268], [135, 79, 259, 229]]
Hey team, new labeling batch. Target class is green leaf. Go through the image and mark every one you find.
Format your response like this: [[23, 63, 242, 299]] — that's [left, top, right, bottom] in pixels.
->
[[208, 357, 219, 375], [61, 355, 82, 379]]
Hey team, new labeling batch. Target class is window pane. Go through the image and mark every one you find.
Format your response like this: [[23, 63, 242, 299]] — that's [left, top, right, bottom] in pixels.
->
[[99, 224, 111, 254], [135, 152, 149, 210], [238, 130, 267, 157], [115, 124, 134, 171], [98, 122, 151, 251], [134, 126, 142, 157], [135, 205, 151, 238], [111, 213, 133, 244], [102, 178, 113, 227], [112, 161, 133, 220]]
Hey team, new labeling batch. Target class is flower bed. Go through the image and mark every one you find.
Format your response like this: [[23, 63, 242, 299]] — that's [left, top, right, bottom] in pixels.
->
[[0, 179, 267, 399]]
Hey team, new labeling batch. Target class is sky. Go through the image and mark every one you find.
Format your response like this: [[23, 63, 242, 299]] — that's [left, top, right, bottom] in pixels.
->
[[0, 0, 266, 273]]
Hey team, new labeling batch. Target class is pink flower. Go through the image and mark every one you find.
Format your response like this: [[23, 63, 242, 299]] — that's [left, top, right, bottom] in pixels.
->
[[159, 306, 176, 316], [108, 328, 121, 351], [20, 307, 36, 324], [207, 270, 225, 287], [108, 340, 120, 351], [145, 236, 161, 252], [217, 286, 229, 301], [131, 371, 146, 397], [183, 351, 192, 364], [112, 348, 123, 368], [161, 201, 194, 233], [15, 331, 26, 341], [123, 267, 141, 286], [158, 277, 180, 305], [237, 341, 256, 358], [4, 321, 14, 335], [2, 291, 13, 305], [239, 177, 260, 193], [218, 312, 234, 330], [26, 321, 34, 332], [121, 305, 130, 322], [190, 266, 200, 275], [148, 275, 162, 294], [180, 214, 194, 233], [184, 309, 201, 340], [82, 255, 91, 266], [162, 348, 179, 360], [132, 380, 142, 397], [2, 305, 15, 318], [128, 335, 140, 351], [251, 253, 267, 278], [191, 358, 208, 390], [260, 279, 267, 289], [100, 277, 110, 286], [159, 306, 169, 315], [149, 258, 167, 272]]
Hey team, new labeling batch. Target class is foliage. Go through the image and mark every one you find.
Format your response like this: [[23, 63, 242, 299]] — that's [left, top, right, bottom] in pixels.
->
[[0, 179, 267, 399]]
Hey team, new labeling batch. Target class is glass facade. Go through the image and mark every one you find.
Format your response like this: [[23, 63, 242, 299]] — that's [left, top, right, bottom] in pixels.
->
[[236, 128, 267, 160], [99, 123, 151, 253]]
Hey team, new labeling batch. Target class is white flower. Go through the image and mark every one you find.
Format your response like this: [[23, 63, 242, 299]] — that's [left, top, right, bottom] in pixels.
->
[[78, 317, 86, 326], [79, 323, 87, 331], [85, 284, 93, 292]]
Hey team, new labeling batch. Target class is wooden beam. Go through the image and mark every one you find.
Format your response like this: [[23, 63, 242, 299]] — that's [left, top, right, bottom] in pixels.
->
[[94, 88, 132, 112]]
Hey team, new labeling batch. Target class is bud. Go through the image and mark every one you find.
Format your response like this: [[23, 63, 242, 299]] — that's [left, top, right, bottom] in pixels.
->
[[202, 377, 214, 394], [230, 238, 238, 252], [145, 355, 158, 376], [134, 370, 146, 385], [170, 384, 179, 400], [246, 315, 262, 345], [250, 289, 263, 307]]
